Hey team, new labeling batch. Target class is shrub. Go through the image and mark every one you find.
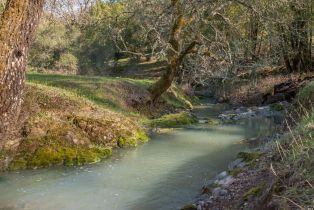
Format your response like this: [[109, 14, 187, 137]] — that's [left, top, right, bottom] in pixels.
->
[[297, 81, 314, 108], [56, 52, 78, 74]]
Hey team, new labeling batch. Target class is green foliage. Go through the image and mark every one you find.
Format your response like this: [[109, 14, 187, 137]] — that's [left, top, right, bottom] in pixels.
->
[[77, 1, 126, 74], [29, 19, 80, 73], [55, 52, 78, 73], [150, 112, 197, 127], [297, 81, 314, 107]]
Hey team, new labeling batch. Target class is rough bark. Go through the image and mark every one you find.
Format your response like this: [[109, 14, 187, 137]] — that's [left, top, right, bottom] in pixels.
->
[[0, 0, 44, 149]]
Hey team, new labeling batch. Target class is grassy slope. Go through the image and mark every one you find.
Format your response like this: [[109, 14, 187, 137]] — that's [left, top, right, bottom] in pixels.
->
[[27, 72, 193, 116], [1, 72, 194, 170]]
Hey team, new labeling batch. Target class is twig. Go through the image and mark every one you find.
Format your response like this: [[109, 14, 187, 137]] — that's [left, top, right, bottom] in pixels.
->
[[273, 195, 305, 210], [306, 180, 314, 189]]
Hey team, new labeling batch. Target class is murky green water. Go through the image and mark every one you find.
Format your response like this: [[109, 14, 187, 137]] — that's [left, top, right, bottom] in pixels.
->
[[0, 102, 277, 210]]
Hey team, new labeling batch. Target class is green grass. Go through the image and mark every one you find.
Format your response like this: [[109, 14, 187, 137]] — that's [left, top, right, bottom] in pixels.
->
[[7, 81, 149, 170], [27, 73, 151, 113], [26, 72, 193, 115], [273, 97, 314, 208], [297, 81, 314, 108]]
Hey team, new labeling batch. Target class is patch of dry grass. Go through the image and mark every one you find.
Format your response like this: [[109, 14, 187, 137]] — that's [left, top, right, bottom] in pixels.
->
[[227, 74, 300, 106], [270, 105, 314, 209]]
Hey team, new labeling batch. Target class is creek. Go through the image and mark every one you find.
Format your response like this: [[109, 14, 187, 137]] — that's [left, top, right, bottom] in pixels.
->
[[0, 101, 277, 210]]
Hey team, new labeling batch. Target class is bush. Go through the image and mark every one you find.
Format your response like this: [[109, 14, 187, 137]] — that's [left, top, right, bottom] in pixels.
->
[[56, 53, 78, 74], [297, 81, 314, 108]]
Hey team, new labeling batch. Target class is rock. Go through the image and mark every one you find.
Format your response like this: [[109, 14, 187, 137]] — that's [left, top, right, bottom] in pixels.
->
[[198, 201, 205, 206], [181, 204, 197, 210], [228, 158, 244, 170], [237, 162, 247, 169], [212, 187, 228, 197], [212, 187, 222, 197], [217, 176, 234, 187], [219, 189, 228, 196], [216, 171, 228, 180]]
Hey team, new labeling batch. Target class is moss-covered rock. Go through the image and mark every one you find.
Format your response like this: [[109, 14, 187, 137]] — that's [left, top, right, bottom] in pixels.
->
[[9, 144, 112, 170], [242, 186, 262, 201], [117, 130, 149, 148], [228, 168, 243, 176], [9, 159, 28, 171], [270, 103, 284, 111], [181, 204, 197, 210], [208, 117, 220, 125], [237, 152, 262, 163], [151, 112, 197, 127]]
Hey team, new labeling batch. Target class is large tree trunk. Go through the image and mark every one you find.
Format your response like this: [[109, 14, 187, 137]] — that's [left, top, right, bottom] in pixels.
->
[[0, 0, 44, 149], [149, 58, 178, 101]]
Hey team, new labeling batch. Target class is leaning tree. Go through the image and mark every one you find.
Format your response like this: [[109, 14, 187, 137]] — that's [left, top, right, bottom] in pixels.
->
[[112, 0, 235, 101], [0, 0, 45, 148]]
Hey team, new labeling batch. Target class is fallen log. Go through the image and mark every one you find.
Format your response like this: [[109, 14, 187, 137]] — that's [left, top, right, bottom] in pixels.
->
[[262, 76, 314, 104]]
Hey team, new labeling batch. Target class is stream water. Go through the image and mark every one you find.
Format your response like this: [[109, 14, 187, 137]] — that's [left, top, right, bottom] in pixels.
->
[[0, 101, 277, 210]]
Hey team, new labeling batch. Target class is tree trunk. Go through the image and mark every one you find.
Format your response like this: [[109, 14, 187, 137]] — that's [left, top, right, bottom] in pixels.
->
[[149, 58, 178, 101], [0, 0, 44, 149], [149, 0, 197, 102]]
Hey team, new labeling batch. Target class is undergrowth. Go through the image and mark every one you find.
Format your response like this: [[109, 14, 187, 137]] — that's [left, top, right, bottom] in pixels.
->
[[271, 104, 314, 209]]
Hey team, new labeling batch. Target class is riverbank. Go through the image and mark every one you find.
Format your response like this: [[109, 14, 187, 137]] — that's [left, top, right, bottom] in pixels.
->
[[0, 73, 195, 171], [0, 96, 270, 210], [183, 80, 314, 210]]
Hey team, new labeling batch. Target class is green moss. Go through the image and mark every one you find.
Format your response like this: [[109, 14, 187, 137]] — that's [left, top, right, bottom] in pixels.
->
[[228, 168, 243, 176], [10, 144, 112, 170], [181, 204, 197, 210], [117, 137, 137, 148], [9, 159, 27, 171], [208, 117, 220, 125], [135, 130, 149, 143], [242, 186, 262, 201], [270, 103, 284, 111], [162, 86, 193, 109], [237, 152, 262, 163], [151, 112, 197, 127], [117, 130, 148, 148]]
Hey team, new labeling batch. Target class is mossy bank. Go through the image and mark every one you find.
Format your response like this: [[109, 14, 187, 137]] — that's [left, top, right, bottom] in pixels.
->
[[1, 73, 193, 171]]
